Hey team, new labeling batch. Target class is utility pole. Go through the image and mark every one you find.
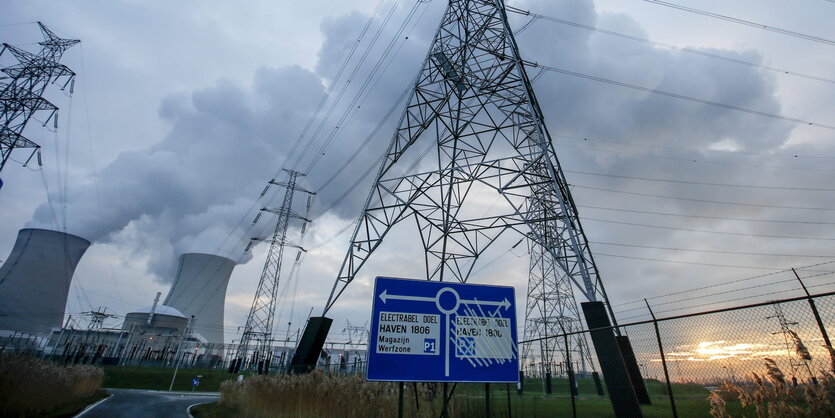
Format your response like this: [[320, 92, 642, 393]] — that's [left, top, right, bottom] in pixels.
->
[[169, 315, 194, 391], [232, 170, 313, 373], [1, 23, 79, 177]]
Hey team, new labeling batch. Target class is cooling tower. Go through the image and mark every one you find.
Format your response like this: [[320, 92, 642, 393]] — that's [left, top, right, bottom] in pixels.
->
[[163, 253, 235, 344], [0, 228, 91, 335]]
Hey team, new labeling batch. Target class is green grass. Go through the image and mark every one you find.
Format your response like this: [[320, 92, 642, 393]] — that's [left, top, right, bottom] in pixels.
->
[[101, 366, 249, 392], [191, 400, 240, 418]]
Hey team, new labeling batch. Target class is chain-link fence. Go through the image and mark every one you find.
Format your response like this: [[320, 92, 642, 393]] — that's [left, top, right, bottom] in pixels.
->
[[519, 290, 835, 416], [4, 289, 834, 415]]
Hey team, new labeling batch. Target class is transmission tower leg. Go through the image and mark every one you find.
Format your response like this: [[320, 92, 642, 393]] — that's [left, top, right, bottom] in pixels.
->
[[582, 301, 643, 417], [288, 316, 332, 374]]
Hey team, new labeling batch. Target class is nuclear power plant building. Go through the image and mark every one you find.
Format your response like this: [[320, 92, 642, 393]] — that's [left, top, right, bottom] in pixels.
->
[[0, 228, 91, 335], [163, 253, 235, 345]]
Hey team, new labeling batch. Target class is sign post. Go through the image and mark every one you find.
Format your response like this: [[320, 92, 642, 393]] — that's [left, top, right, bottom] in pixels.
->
[[367, 277, 518, 383]]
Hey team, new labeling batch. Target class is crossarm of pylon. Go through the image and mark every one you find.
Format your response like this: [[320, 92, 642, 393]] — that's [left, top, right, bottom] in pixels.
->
[[1, 43, 37, 64], [259, 207, 311, 223], [0, 128, 39, 149]]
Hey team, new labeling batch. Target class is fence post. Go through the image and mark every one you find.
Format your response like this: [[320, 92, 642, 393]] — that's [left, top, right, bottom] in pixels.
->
[[442, 382, 449, 418], [644, 299, 677, 418], [505, 383, 512, 418], [564, 334, 576, 418], [793, 268, 832, 348], [485, 383, 491, 418], [398, 381, 404, 418]]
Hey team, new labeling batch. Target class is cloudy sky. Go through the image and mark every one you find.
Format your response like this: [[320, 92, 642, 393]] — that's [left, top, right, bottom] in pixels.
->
[[1, 0, 833, 343]]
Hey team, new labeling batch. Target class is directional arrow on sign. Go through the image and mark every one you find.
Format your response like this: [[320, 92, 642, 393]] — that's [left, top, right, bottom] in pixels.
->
[[379, 289, 510, 310], [379, 289, 435, 304], [461, 297, 511, 310]]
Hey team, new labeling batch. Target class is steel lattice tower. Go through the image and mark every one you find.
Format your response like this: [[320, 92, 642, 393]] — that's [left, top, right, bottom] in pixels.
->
[[232, 170, 313, 373], [520, 164, 595, 384], [321, 0, 609, 315], [522, 238, 594, 381], [298, 1, 645, 413], [1, 23, 78, 176]]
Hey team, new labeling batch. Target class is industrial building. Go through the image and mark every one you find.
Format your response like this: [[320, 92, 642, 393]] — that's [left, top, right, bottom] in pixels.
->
[[42, 294, 223, 367]]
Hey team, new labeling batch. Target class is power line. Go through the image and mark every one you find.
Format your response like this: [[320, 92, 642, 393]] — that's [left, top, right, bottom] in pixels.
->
[[214, 1, 416, 258], [580, 204, 835, 226], [590, 240, 833, 258], [622, 280, 835, 321], [585, 217, 835, 241], [281, 0, 392, 174], [505, 5, 835, 85], [616, 277, 802, 315], [527, 61, 835, 131], [291, 0, 404, 171], [315, 85, 411, 191], [612, 260, 835, 307], [554, 133, 835, 161], [302, 0, 427, 174], [572, 184, 835, 211], [595, 252, 784, 270], [555, 139, 835, 174], [566, 169, 835, 192], [643, 0, 835, 47]]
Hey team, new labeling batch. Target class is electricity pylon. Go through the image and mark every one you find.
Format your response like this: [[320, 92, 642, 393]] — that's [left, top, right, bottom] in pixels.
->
[[232, 170, 313, 373], [522, 237, 595, 388], [321, 0, 609, 310], [297, 1, 643, 413], [1, 22, 78, 176]]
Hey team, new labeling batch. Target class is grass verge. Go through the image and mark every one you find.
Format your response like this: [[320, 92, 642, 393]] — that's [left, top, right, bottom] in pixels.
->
[[101, 366, 247, 392]]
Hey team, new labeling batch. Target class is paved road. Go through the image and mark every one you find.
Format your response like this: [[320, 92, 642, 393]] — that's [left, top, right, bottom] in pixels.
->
[[77, 388, 219, 418]]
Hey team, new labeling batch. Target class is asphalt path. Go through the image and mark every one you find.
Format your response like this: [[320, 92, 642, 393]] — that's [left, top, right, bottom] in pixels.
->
[[76, 388, 219, 418]]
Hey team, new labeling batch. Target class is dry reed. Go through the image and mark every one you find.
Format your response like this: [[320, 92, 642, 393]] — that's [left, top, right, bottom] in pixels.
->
[[788, 331, 812, 362], [707, 335, 835, 417], [219, 370, 480, 418], [0, 353, 104, 417]]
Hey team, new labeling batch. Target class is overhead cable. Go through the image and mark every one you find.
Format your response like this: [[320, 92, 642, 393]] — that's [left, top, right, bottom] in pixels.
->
[[527, 61, 835, 131], [573, 184, 835, 211], [554, 133, 835, 160], [566, 169, 835, 192], [595, 252, 785, 270], [585, 217, 835, 241], [643, 0, 835, 47], [505, 5, 835, 85], [590, 241, 833, 258], [613, 260, 835, 307], [580, 204, 835, 226]]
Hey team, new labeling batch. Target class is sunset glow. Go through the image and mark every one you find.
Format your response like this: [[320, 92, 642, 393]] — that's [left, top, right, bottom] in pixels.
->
[[659, 340, 788, 362]]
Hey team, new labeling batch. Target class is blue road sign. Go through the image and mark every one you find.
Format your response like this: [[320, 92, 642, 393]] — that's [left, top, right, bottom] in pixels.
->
[[192, 378, 199, 387], [367, 276, 518, 382]]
